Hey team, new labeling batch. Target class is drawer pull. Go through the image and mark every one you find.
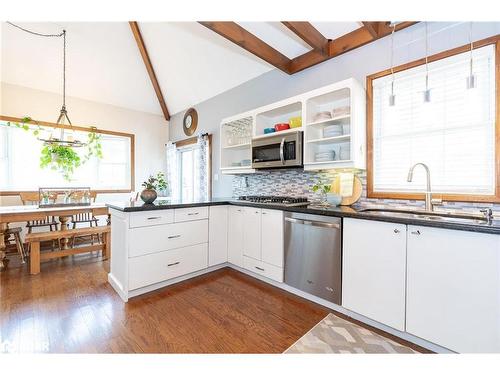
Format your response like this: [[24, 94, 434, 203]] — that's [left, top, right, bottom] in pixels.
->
[[187, 212, 199, 216], [394, 229, 400, 233], [255, 266, 265, 271], [411, 230, 421, 235], [147, 216, 161, 220], [168, 235, 181, 239], [167, 261, 180, 267]]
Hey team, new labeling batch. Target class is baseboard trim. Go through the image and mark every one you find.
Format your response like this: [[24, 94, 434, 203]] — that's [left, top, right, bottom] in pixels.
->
[[227, 264, 452, 354]]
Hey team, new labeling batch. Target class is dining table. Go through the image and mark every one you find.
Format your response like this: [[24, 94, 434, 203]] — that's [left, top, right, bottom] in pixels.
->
[[0, 203, 109, 271]]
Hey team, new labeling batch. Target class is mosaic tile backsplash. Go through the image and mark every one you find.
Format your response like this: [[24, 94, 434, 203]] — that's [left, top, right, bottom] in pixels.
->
[[232, 169, 500, 215]]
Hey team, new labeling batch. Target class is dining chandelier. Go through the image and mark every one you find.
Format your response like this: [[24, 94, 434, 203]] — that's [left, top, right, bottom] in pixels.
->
[[6, 22, 86, 147]]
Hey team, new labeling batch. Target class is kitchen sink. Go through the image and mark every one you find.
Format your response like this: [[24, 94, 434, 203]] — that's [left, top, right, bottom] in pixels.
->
[[358, 208, 488, 225]]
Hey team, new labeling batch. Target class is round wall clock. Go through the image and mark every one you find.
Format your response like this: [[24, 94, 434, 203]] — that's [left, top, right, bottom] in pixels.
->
[[183, 107, 198, 136]]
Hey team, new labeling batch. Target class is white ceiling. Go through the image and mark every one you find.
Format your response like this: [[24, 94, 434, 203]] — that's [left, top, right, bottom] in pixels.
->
[[1, 22, 365, 117]]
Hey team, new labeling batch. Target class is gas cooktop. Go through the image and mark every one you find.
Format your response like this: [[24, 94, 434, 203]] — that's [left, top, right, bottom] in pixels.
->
[[237, 195, 310, 207]]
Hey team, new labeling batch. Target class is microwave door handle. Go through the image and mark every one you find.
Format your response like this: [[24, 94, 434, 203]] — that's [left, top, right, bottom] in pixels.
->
[[280, 138, 285, 165]]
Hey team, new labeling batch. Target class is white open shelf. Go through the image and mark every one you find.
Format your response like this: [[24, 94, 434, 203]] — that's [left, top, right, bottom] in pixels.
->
[[255, 100, 302, 137], [222, 143, 251, 149], [307, 114, 350, 127], [306, 134, 350, 144], [253, 127, 303, 140]]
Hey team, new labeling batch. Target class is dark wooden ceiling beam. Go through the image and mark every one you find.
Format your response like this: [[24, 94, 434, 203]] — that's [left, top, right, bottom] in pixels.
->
[[281, 22, 329, 54], [289, 22, 418, 74], [198, 21, 291, 73], [129, 21, 170, 121], [362, 22, 381, 38]]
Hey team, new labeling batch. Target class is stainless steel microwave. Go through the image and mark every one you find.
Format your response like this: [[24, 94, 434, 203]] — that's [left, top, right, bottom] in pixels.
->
[[251, 131, 303, 169]]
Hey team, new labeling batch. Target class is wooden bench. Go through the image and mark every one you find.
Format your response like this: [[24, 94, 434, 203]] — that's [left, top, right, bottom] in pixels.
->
[[25, 226, 111, 275]]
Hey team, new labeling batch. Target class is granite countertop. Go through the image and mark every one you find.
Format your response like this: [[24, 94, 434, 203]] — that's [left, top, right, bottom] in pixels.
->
[[106, 198, 500, 235]]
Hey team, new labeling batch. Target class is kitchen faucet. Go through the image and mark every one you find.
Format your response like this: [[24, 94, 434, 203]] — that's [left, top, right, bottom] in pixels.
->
[[407, 163, 439, 211]]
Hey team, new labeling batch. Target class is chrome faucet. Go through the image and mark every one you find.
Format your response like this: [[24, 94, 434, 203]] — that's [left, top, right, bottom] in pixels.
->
[[407, 163, 438, 211]]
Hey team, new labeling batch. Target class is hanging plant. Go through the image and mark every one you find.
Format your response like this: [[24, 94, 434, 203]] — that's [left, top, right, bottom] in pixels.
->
[[3, 117, 103, 181], [40, 144, 82, 181], [84, 126, 103, 161]]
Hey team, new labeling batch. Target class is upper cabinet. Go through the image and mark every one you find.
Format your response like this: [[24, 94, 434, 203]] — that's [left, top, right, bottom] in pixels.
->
[[220, 111, 255, 174], [303, 79, 366, 170], [219, 78, 366, 174]]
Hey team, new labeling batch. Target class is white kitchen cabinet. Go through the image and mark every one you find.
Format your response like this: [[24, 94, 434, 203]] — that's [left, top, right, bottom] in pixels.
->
[[261, 209, 284, 267], [406, 225, 500, 353], [242, 206, 262, 260], [227, 206, 244, 267], [342, 218, 407, 331], [208, 206, 229, 266]]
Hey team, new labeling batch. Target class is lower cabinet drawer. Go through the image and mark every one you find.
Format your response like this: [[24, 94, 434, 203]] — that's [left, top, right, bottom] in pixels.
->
[[129, 219, 208, 257], [129, 210, 174, 228], [243, 256, 283, 283], [128, 243, 208, 290], [174, 206, 209, 223]]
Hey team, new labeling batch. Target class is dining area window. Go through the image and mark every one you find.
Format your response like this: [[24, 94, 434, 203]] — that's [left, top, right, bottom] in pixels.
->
[[0, 117, 134, 193]]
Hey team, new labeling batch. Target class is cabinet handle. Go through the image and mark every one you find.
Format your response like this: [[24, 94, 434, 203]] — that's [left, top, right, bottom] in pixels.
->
[[411, 230, 421, 235], [187, 212, 199, 216], [168, 235, 181, 239], [394, 229, 400, 233], [167, 261, 180, 267], [255, 266, 265, 271], [262, 212, 267, 215], [147, 216, 161, 220]]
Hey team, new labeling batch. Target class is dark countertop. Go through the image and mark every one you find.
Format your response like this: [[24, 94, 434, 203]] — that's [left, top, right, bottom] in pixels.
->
[[106, 198, 500, 235]]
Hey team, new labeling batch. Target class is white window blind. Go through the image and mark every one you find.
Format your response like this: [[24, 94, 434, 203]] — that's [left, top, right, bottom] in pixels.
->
[[372, 44, 496, 196]]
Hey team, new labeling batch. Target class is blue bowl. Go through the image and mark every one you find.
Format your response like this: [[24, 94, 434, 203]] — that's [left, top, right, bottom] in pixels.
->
[[264, 128, 276, 134]]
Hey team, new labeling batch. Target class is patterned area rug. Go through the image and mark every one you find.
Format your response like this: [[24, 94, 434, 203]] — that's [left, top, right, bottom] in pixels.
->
[[285, 313, 416, 354]]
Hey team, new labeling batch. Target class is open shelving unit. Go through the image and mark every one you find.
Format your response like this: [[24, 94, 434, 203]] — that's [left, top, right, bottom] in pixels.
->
[[220, 113, 255, 174], [303, 79, 365, 170], [219, 78, 366, 174]]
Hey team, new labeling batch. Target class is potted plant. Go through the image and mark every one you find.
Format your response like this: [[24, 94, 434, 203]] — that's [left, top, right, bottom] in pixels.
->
[[140, 173, 168, 204], [311, 180, 341, 206]]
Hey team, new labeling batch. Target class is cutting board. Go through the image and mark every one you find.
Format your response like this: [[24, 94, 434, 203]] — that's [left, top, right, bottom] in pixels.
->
[[331, 175, 363, 206]]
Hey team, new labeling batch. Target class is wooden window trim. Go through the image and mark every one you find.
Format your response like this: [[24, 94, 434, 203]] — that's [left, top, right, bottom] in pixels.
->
[[0, 115, 135, 196], [366, 35, 500, 203], [173, 134, 213, 199]]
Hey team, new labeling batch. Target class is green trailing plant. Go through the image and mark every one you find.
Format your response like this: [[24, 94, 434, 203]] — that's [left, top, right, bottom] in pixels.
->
[[156, 172, 167, 191], [311, 180, 332, 195], [40, 144, 81, 181], [3, 116, 103, 181], [84, 127, 103, 161], [142, 172, 168, 191]]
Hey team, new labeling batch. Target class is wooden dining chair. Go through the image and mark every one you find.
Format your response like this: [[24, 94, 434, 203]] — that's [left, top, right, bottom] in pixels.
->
[[19, 192, 60, 251], [2, 225, 27, 264], [70, 191, 100, 246]]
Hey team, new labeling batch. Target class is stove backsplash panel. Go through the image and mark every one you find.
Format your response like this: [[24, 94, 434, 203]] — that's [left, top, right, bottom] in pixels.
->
[[232, 169, 500, 214]]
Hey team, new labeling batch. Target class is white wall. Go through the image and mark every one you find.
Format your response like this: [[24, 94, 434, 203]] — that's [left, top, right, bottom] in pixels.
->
[[168, 22, 500, 197], [0, 82, 168, 206]]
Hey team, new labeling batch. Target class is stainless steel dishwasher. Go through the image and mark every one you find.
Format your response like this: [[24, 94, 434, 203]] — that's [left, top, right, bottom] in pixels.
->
[[284, 212, 342, 304]]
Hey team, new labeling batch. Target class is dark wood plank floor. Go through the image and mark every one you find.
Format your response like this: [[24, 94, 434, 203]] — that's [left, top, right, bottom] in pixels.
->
[[0, 255, 329, 353]]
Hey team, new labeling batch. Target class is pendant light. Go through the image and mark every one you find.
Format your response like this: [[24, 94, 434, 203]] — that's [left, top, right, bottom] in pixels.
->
[[466, 22, 476, 89], [388, 22, 396, 106], [6, 22, 85, 147], [423, 22, 431, 103]]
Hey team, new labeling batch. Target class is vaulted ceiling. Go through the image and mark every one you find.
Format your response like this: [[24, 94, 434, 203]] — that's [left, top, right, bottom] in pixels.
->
[[1, 21, 415, 120]]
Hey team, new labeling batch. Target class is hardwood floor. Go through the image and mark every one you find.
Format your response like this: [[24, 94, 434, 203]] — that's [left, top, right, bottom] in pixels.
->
[[0, 255, 329, 353]]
